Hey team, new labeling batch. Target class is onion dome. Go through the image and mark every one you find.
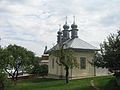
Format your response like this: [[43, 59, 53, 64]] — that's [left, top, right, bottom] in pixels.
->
[[57, 25, 62, 44], [57, 31, 62, 34], [63, 16, 69, 29], [57, 24, 62, 34], [63, 24, 69, 29], [57, 29, 62, 35], [118, 30, 120, 35], [71, 16, 77, 29], [71, 23, 77, 29]]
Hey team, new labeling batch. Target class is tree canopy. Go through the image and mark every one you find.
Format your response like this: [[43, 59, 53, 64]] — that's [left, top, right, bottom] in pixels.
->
[[94, 31, 120, 72], [0, 44, 37, 81], [94, 31, 120, 86]]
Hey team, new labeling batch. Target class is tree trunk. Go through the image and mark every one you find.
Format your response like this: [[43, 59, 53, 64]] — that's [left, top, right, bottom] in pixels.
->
[[12, 75, 15, 81], [15, 70, 18, 80], [65, 66, 69, 84]]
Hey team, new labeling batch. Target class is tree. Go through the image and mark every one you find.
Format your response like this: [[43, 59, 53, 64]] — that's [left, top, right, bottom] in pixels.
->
[[52, 45, 78, 83], [94, 31, 120, 86], [0, 44, 36, 82]]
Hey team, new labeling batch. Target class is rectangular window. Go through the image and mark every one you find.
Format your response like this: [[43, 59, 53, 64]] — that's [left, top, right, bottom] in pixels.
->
[[80, 57, 86, 69], [52, 59, 54, 69]]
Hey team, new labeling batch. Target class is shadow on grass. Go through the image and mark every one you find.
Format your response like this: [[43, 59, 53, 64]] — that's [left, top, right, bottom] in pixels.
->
[[102, 79, 120, 90]]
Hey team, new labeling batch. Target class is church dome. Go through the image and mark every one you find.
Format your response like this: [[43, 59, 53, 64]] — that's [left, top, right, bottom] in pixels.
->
[[57, 31, 62, 34], [71, 23, 77, 29], [63, 24, 69, 29]]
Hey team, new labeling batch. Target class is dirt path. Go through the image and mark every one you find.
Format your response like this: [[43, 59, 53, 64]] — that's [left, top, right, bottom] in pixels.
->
[[90, 80, 100, 90]]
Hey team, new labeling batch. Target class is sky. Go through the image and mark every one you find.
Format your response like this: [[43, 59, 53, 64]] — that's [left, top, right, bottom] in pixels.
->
[[0, 0, 120, 56]]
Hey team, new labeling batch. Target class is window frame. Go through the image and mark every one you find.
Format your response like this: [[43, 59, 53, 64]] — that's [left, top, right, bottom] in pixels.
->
[[52, 59, 54, 69], [80, 57, 86, 69]]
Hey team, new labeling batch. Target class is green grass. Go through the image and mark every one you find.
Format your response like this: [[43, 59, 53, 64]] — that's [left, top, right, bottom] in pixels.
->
[[6, 76, 120, 90]]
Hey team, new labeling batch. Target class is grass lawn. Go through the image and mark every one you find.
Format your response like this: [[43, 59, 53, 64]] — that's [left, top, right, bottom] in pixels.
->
[[6, 76, 120, 90]]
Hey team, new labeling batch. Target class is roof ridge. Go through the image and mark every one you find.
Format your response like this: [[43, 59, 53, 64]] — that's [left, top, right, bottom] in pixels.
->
[[66, 38, 98, 50]]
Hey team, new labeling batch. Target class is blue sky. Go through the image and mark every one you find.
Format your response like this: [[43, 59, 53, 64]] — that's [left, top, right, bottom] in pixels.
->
[[0, 0, 120, 56]]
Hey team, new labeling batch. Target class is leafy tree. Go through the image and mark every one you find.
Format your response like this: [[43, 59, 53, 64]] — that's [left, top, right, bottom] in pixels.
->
[[52, 45, 78, 83], [0, 44, 36, 82], [94, 31, 120, 86]]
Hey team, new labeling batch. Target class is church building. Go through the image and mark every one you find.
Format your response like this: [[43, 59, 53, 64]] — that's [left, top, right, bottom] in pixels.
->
[[48, 17, 108, 79]]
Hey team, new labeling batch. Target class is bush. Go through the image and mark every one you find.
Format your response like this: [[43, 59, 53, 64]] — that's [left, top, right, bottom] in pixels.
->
[[114, 72, 120, 86], [31, 64, 48, 76]]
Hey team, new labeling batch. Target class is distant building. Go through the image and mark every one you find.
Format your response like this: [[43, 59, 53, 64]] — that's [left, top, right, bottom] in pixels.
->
[[48, 17, 109, 79], [40, 46, 49, 65], [40, 54, 49, 65]]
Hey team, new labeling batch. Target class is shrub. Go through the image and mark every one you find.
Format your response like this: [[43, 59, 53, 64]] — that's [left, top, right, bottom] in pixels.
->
[[31, 64, 48, 76]]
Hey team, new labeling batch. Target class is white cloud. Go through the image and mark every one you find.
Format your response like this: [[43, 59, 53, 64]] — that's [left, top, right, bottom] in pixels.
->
[[0, 0, 120, 56]]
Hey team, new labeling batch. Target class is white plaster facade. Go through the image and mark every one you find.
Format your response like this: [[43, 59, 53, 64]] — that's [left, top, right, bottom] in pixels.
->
[[48, 50, 97, 79]]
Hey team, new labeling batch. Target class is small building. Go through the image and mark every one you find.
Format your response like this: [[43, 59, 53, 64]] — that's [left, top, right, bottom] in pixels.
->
[[40, 46, 49, 65], [40, 54, 49, 65], [48, 18, 108, 79]]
